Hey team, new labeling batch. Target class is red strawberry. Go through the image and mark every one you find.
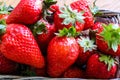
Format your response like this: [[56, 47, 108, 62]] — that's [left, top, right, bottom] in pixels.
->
[[92, 22, 103, 33], [54, 4, 85, 32], [0, 24, 45, 68], [70, 0, 94, 30], [0, 51, 17, 74], [63, 66, 84, 78], [76, 36, 97, 65], [47, 27, 79, 77], [33, 19, 56, 54], [96, 24, 120, 56], [31, 56, 47, 77], [91, 22, 103, 41], [6, 0, 43, 25], [50, 4, 59, 13], [86, 53, 117, 79]]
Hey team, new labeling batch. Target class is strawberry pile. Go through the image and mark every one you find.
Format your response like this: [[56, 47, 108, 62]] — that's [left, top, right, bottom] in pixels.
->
[[0, 0, 119, 79]]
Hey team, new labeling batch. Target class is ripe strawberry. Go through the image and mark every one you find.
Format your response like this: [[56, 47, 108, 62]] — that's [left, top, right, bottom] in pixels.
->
[[33, 19, 56, 54], [63, 66, 84, 78], [0, 24, 45, 68], [6, 0, 43, 25], [54, 4, 85, 32], [0, 51, 17, 74], [92, 22, 103, 33], [47, 27, 79, 77], [31, 56, 47, 77], [76, 36, 97, 65], [86, 53, 117, 79], [50, 4, 59, 13], [96, 24, 120, 56], [70, 0, 94, 30]]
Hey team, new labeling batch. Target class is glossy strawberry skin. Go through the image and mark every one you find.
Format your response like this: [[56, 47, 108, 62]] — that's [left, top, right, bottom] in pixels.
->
[[63, 66, 84, 78], [70, 0, 94, 30], [86, 54, 117, 79], [6, 0, 43, 25], [77, 50, 94, 66], [50, 4, 59, 13], [0, 24, 45, 68], [92, 22, 103, 33], [37, 19, 56, 54], [53, 6, 84, 32], [0, 52, 17, 74], [96, 35, 120, 56], [47, 36, 79, 77]]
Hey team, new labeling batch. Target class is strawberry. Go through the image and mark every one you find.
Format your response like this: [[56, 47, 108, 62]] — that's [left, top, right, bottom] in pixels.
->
[[0, 24, 45, 68], [54, 4, 85, 32], [47, 27, 79, 77], [63, 66, 84, 78], [70, 0, 94, 30], [86, 53, 117, 79], [96, 24, 120, 56], [76, 36, 97, 65], [92, 22, 103, 33], [0, 51, 17, 74], [6, 0, 43, 25], [50, 4, 59, 13], [33, 19, 56, 54]]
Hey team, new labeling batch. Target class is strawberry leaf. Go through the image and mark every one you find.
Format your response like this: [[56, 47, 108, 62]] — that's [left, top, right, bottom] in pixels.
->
[[112, 41, 118, 52], [59, 5, 84, 26], [42, 0, 57, 20], [56, 26, 79, 37], [0, 2, 13, 14], [100, 24, 120, 52], [43, 0, 57, 9], [0, 19, 6, 35], [33, 22, 47, 36], [0, 24, 6, 35], [89, 0, 102, 16], [77, 36, 97, 52], [99, 54, 115, 71]]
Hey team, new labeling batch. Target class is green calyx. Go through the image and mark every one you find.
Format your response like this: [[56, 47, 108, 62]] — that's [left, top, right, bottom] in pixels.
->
[[0, 19, 6, 35], [55, 26, 79, 37], [42, 0, 57, 20], [89, 0, 103, 17], [0, 2, 13, 14], [89, 0, 99, 16], [43, 0, 57, 9], [77, 36, 97, 53], [100, 24, 120, 52], [33, 21, 47, 36], [59, 5, 85, 26], [99, 54, 115, 71]]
